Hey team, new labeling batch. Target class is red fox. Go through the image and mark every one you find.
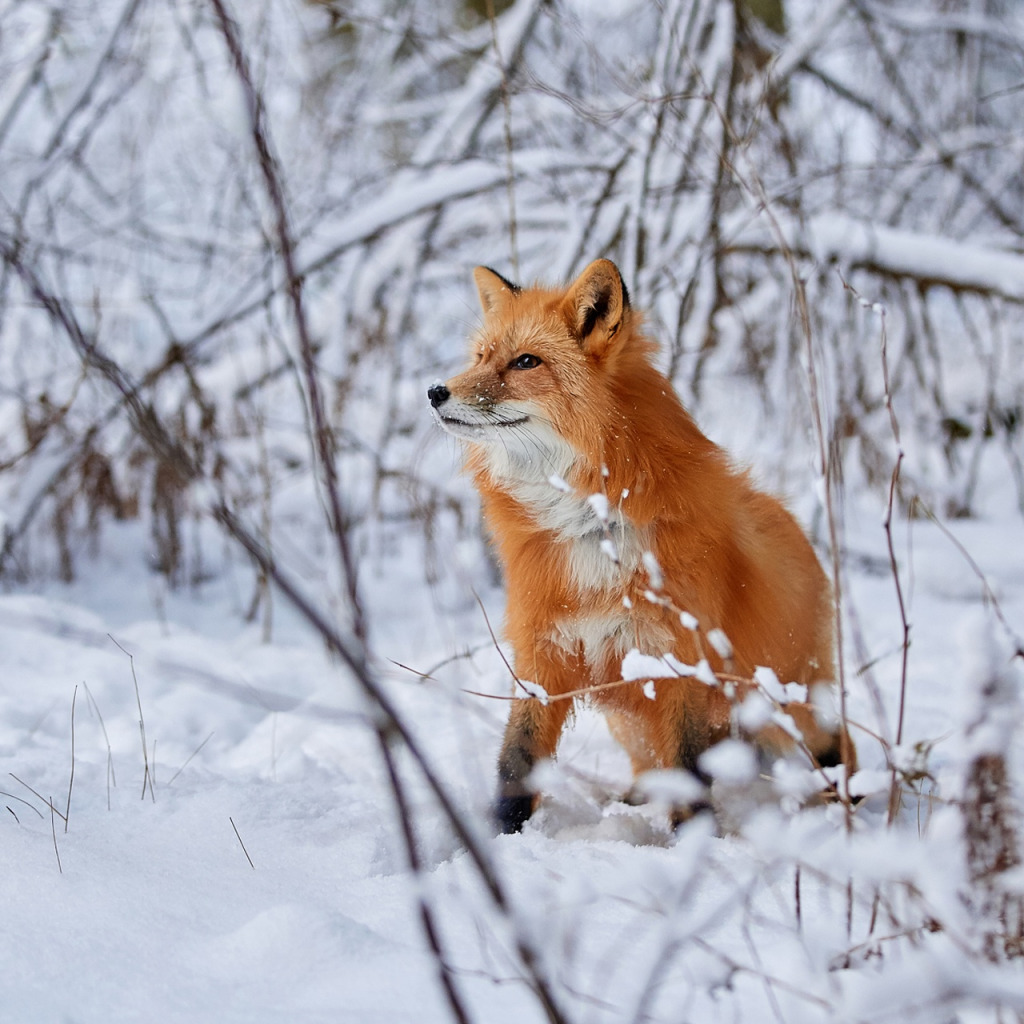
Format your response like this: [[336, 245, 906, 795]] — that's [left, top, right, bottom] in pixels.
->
[[429, 259, 855, 833]]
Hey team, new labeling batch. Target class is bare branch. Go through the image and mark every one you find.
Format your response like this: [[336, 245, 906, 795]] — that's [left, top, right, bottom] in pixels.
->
[[208, 0, 366, 650]]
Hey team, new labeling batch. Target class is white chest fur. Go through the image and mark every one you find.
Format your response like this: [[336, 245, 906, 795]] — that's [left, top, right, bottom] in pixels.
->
[[478, 423, 638, 584], [501, 474, 645, 591], [563, 517, 645, 592], [480, 430, 650, 658]]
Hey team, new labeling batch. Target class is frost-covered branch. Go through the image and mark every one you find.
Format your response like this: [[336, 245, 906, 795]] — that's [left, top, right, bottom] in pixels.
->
[[726, 211, 1024, 302]]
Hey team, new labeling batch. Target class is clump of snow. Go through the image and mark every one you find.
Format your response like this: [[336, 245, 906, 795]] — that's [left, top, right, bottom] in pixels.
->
[[706, 628, 733, 659], [736, 690, 773, 731], [753, 665, 784, 699], [694, 659, 717, 686], [587, 492, 610, 522], [768, 710, 805, 742], [632, 768, 707, 807], [754, 666, 810, 704], [517, 678, 550, 704], [642, 550, 664, 590], [621, 648, 694, 681], [698, 740, 759, 785], [771, 757, 834, 801]]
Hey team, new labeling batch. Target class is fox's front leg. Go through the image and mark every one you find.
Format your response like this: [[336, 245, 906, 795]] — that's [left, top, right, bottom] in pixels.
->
[[495, 695, 571, 834]]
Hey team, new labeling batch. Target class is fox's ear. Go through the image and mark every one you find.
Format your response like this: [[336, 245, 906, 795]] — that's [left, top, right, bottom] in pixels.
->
[[474, 266, 520, 316], [562, 259, 630, 355]]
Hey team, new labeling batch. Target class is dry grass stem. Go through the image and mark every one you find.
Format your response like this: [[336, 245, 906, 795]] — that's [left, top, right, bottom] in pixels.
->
[[229, 816, 256, 871]]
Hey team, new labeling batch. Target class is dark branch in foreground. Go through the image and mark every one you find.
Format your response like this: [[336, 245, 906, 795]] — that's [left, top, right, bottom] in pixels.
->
[[208, 0, 366, 650], [0, 222, 569, 1024]]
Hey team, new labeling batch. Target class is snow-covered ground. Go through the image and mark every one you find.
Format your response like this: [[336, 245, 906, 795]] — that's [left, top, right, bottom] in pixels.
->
[[2, 469, 1022, 1023]]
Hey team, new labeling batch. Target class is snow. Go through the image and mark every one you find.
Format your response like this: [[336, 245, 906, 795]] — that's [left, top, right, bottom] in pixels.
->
[[698, 739, 758, 785], [641, 550, 664, 590], [621, 648, 694, 682], [1, 495, 1002, 1022], [679, 610, 698, 632], [630, 769, 707, 808], [736, 690, 773, 731], [586, 492, 609, 522], [516, 678, 550, 704], [705, 627, 733, 660], [694, 659, 717, 686]]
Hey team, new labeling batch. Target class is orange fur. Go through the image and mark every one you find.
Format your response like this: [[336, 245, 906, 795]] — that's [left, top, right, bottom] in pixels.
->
[[428, 259, 854, 832]]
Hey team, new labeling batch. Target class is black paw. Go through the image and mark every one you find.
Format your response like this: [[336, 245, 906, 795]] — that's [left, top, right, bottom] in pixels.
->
[[494, 793, 534, 834], [669, 798, 715, 830]]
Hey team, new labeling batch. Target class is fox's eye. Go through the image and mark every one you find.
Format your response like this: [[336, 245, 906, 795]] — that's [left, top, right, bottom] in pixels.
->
[[510, 353, 542, 370]]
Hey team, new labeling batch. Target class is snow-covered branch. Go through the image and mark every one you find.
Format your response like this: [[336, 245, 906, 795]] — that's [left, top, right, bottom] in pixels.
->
[[726, 210, 1024, 302]]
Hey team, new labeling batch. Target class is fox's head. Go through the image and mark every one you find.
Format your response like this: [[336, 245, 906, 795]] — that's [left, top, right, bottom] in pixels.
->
[[428, 259, 648, 482]]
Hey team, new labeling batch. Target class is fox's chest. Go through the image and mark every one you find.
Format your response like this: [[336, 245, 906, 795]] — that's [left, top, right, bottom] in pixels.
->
[[563, 521, 645, 593], [494, 481, 674, 668], [547, 523, 674, 670], [506, 479, 646, 592]]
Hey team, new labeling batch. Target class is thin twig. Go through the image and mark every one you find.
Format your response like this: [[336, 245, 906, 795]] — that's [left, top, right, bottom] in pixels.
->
[[0, 790, 44, 820], [39, 0, 145, 164], [453, 660, 860, 803], [65, 684, 78, 832], [166, 732, 215, 788], [472, 590, 528, 696], [795, 866, 802, 931], [3, 65, 565, 1024], [9, 774, 67, 823], [841, 276, 911, 825], [0, 9, 61, 150], [50, 797, 62, 874], [213, 504, 568, 1024], [918, 502, 1024, 662], [485, 0, 520, 278], [388, 642, 496, 686], [82, 681, 116, 810], [379, 738, 472, 1024], [208, 0, 366, 651], [701, 81, 857, 823], [229, 816, 255, 870], [109, 635, 154, 802]]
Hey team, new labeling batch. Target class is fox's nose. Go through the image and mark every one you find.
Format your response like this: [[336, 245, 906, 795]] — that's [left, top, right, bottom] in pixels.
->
[[427, 384, 450, 408]]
